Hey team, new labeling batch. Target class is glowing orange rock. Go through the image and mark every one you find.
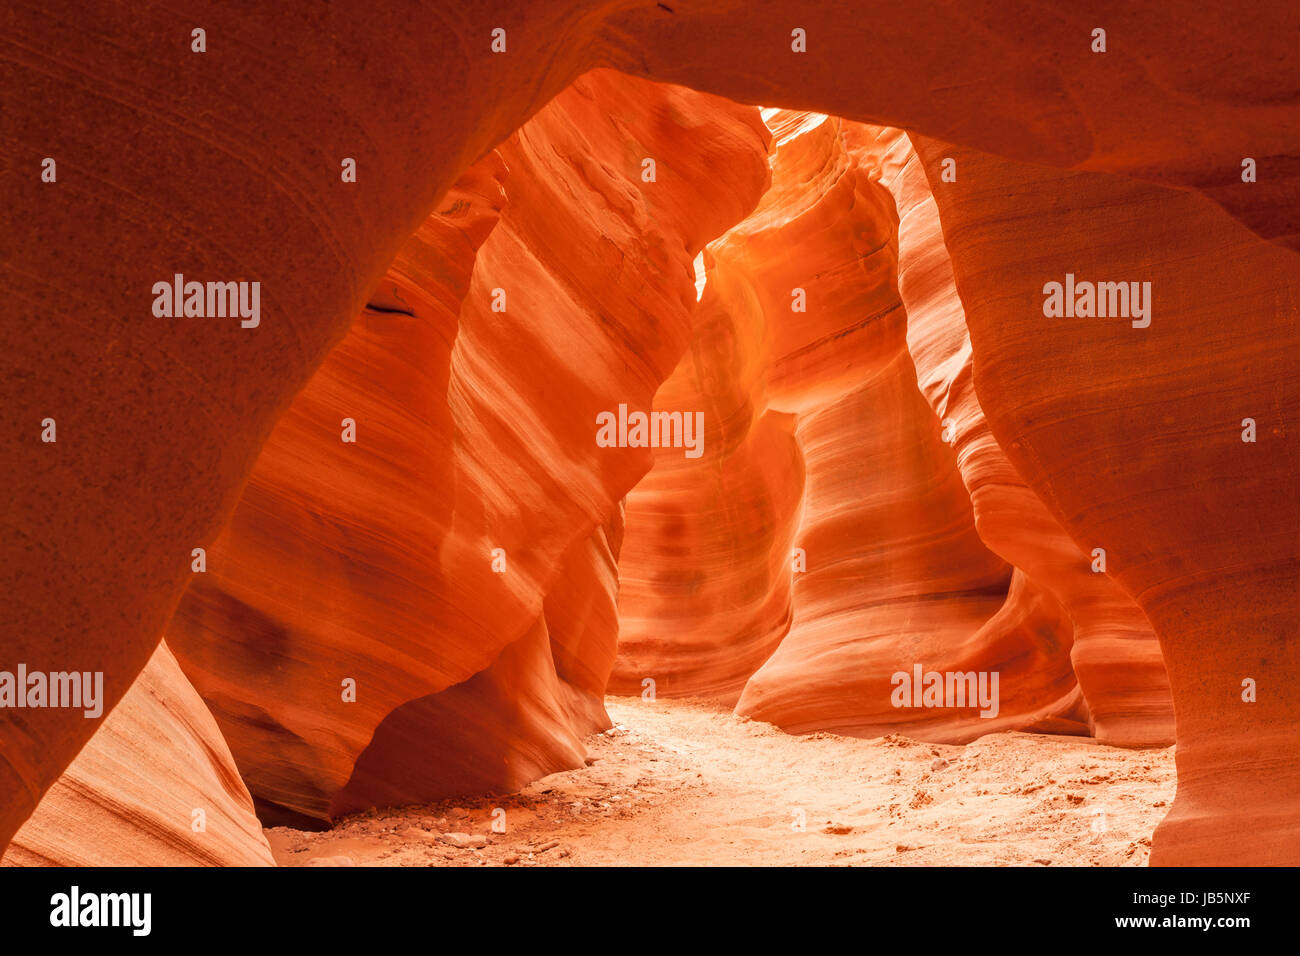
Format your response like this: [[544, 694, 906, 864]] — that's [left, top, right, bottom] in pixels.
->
[[909, 135, 1300, 864], [617, 111, 1085, 739], [848, 124, 1174, 747], [4, 0, 1295, 862], [165, 71, 771, 824]]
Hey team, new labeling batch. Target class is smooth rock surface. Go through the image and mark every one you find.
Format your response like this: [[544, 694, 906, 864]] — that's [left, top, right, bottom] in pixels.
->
[[910, 135, 1299, 865], [165, 71, 771, 825], [851, 124, 1175, 747], [4, 643, 273, 867], [3, 2, 1295, 864]]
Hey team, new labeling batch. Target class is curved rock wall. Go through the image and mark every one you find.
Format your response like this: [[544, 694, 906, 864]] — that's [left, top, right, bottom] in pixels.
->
[[163, 156, 506, 825], [909, 135, 1299, 865], [3, 643, 272, 866], [617, 111, 1087, 740], [848, 124, 1175, 747], [1, 0, 613, 848], [165, 70, 771, 825], [598, 1, 1299, 249], [4, 1, 1295, 863], [609, 239, 806, 703], [617, 112, 1176, 751]]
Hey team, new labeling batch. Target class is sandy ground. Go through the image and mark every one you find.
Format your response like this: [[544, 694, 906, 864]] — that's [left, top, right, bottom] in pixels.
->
[[267, 696, 1176, 867]]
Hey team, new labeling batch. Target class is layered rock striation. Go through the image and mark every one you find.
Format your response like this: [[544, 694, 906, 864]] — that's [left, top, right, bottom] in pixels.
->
[[4, 643, 273, 866], [908, 135, 1300, 865], [165, 71, 771, 825], [620, 111, 1090, 741], [850, 125, 1175, 748], [3, 1, 1295, 864]]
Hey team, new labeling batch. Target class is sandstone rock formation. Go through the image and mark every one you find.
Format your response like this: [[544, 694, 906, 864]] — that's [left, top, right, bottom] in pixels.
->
[[3, 0, 609, 849], [615, 110, 1087, 740], [3, 1, 1296, 865], [608, 254, 806, 702], [850, 124, 1175, 748], [165, 70, 770, 825], [618, 112, 1174, 752], [3, 643, 272, 866], [907, 135, 1300, 865], [600, 1, 1300, 249]]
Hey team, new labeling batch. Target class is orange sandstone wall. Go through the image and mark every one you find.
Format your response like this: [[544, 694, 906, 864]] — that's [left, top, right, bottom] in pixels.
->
[[3, 643, 273, 866], [617, 114, 1176, 750], [165, 71, 771, 824], [163, 157, 507, 824], [909, 135, 1299, 865], [3, 0, 1295, 863], [849, 124, 1175, 747], [618, 111, 1086, 740], [2, 0, 615, 848], [609, 245, 806, 702], [599, 1, 1299, 250]]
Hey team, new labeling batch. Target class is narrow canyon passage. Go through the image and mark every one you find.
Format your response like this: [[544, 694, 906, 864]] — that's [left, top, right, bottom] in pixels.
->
[[268, 697, 1176, 868], [4, 3, 1298, 871], [6, 82, 1187, 867]]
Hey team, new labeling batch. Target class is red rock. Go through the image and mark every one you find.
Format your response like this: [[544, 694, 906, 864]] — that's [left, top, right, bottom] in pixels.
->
[[616, 111, 1086, 740], [610, 296, 805, 701], [909, 135, 1300, 864], [165, 71, 770, 825], [3, 643, 272, 867], [164, 155, 506, 825], [2, 2, 607, 848], [850, 124, 1174, 747], [439, 832, 487, 849], [3, 1, 1295, 864]]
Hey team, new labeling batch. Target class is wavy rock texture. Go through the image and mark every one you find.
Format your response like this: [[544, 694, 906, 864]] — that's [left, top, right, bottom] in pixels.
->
[[165, 70, 770, 825], [600, 1, 1300, 250], [330, 512, 625, 817], [615, 111, 1085, 740], [2, 1, 615, 847], [736, 360, 1086, 740], [163, 157, 506, 825], [4, 0, 1296, 862], [909, 136, 1299, 865], [609, 256, 806, 702], [847, 125, 1175, 747], [3, 643, 272, 866]]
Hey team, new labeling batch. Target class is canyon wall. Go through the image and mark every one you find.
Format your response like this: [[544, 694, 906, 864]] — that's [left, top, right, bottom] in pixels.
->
[[162, 156, 506, 825], [3, 1, 1295, 863], [616, 112, 1177, 752], [608, 239, 806, 702], [599, 1, 1299, 250], [165, 70, 771, 825], [2, 0, 605, 848], [909, 136, 1299, 865], [3, 643, 272, 866], [617, 112, 1089, 740], [848, 125, 1175, 747]]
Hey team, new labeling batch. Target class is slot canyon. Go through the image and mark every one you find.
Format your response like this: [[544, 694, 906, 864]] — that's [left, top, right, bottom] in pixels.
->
[[1, 2, 1297, 873]]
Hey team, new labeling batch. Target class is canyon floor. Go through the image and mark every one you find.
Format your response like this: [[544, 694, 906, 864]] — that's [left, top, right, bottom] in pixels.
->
[[267, 696, 1176, 867]]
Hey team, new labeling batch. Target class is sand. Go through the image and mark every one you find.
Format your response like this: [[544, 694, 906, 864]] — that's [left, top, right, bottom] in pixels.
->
[[266, 696, 1175, 867]]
